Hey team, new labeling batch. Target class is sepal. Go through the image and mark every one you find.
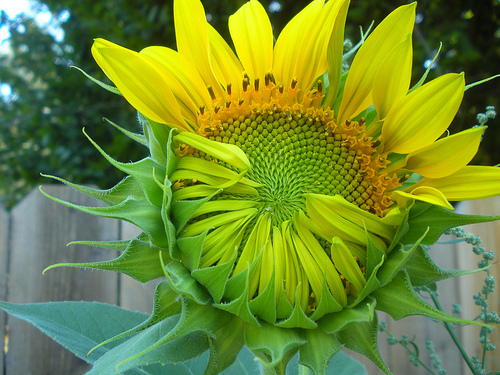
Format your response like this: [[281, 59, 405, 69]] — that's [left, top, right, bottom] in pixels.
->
[[405, 245, 489, 286], [402, 202, 500, 245], [244, 321, 306, 368], [372, 270, 488, 327], [204, 316, 245, 375], [83, 128, 166, 208], [298, 329, 344, 375], [43, 239, 166, 283], [336, 311, 390, 374]]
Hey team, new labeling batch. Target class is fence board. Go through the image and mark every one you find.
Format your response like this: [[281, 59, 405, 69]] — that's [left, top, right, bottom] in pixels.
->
[[5, 185, 120, 375], [455, 197, 500, 372], [119, 221, 157, 314], [0, 206, 9, 375]]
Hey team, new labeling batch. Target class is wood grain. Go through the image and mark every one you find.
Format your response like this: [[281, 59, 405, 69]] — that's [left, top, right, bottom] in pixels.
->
[[5, 185, 120, 375]]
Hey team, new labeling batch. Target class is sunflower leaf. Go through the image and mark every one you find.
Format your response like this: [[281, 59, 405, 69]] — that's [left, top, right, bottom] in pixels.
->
[[336, 312, 391, 375], [405, 245, 489, 286], [244, 321, 306, 368], [43, 239, 166, 283], [298, 328, 343, 375], [372, 270, 488, 327], [83, 129, 166, 208], [402, 202, 500, 245], [39, 187, 167, 248], [204, 316, 245, 375]]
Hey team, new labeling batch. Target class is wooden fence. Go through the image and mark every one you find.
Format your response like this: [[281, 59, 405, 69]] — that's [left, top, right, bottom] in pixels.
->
[[0, 185, 498, 374]]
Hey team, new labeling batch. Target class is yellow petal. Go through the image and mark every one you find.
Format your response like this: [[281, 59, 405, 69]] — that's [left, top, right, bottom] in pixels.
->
[[295, 212, 347, 305], [337, 3, 416, 124], [324, 0, 350, 108], [405, 126, 486, 178], [140, 46, 213, 116], [381, 73, 465, 154], [372, 34, 413, 119], [174, 0, 224, 98], [393, 186, 454, 210], [91, 39, 187, 129], [175, 132, 251, 171], [412, 166, 500, 201], [330, 237, 366, 294], [305, 194, 396, 241], [274, 0, 348, 93], [305, 194, 387, 251], [208, 24, 245, 98], [229, 0, 273, 84]]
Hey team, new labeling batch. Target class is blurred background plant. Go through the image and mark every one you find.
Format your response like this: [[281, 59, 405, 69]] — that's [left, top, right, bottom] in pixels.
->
[[1, 0, 499, 209]]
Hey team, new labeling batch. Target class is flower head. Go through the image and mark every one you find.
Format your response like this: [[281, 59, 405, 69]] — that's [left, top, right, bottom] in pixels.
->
[[46, 0, 500, 373]]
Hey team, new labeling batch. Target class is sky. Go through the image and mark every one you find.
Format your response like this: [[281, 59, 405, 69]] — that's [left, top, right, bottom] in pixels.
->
[[0, 0, 68, 43]]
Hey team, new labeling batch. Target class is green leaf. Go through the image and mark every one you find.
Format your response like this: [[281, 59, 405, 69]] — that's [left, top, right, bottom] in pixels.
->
[[204, 316, 245, 375], [103, 117, 148, 146], [72, 66, 122, 95], [319, 296, 376, 334], [87, 316, 209, 374], [192, 253, 237, 304], [336, 313, 391, 375], [377, 228, 428, 287], [83, 129, 166, 208], [405, 245, 487, 286], [40, 187, 167, 248], [177, 229, 208, 271], [0, 301, 147, 364], [172, 193, 218, 234], [244, 321, 306, 368], [164, 261, 211, 305], [41, 174, 146, 206], [298, 329, 343, 375], [403, 202, 500, 245], [44, 239, 166, 283], [372, 271, 487, 327]]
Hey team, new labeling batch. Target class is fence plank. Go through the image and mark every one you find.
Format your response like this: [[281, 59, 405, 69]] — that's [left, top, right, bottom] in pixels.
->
[[0, 206, 9, 375], [5, 185, 120, 375], [119, 221, 157, 314], [454, 197, 500, 372]]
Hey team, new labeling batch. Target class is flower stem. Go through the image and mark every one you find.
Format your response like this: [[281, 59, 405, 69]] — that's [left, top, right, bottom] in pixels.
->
[[427, 289, 476, 374], [379, 325, 437, 375]]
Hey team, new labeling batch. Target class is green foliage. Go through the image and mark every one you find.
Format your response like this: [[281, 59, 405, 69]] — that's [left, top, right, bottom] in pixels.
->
[[0, 300, 367, 374]]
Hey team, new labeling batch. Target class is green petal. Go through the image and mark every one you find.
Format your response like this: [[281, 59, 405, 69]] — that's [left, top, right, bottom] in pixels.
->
[[175, 132, 252, 171], [330, 237, 366, 294]]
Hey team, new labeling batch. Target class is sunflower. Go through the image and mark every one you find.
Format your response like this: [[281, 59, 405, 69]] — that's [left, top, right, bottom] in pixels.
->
[[45, 0, 500, 373]]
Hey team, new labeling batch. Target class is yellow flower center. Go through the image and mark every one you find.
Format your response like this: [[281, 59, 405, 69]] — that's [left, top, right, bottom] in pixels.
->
[[172, 76, 402, 316], [184, 77, 400, 221]]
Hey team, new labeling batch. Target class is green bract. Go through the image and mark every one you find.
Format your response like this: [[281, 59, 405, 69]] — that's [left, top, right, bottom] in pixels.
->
[[42, 118, 498, 374]]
